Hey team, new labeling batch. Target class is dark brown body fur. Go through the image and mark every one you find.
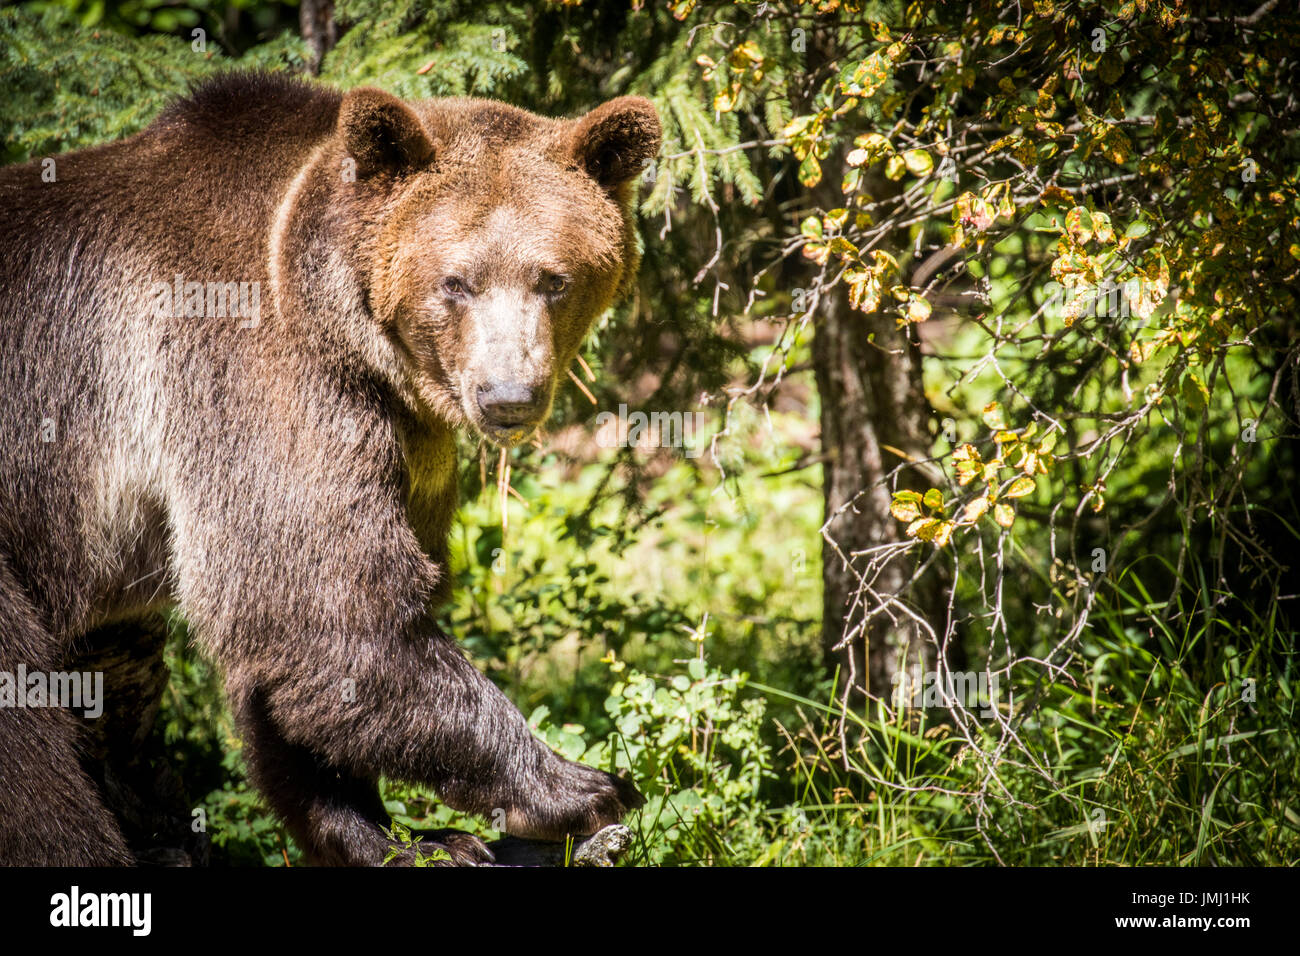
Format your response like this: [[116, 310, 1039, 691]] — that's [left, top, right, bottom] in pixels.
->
[[0, 72, 659, 865]]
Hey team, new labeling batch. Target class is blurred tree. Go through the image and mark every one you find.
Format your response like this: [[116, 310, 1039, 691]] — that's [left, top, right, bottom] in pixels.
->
[[299, 0, 335, 72]]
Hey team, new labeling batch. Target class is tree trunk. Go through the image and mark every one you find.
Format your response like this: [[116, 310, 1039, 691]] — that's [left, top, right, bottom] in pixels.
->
[[813, 275, 943, 704], [299, 0, 337, 75], [795, 26, 946, 704]]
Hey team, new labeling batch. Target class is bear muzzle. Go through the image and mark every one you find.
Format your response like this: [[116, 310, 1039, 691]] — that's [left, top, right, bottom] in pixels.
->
[[474, 379, 553, 442]]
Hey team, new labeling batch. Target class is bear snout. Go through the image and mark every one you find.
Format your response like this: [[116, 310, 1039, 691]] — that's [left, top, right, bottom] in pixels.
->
[[475, 380, 550, 428]]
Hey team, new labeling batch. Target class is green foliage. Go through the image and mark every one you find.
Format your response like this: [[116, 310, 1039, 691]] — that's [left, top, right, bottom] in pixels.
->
[[537, 643, 775, 866], [381, 822, 452, 866], [326, 0, 528, 95], [159, 619, 301, 866], [0, 5, 308, 163], [27, 0, 298, 38]]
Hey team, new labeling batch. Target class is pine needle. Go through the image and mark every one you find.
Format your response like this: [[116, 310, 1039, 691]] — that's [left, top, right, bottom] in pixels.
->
[[497, 447, 511, 533], [567, 367, 597, 404]]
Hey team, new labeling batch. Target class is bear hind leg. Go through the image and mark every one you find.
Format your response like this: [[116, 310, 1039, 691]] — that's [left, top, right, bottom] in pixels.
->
[[0, 557, 133, 865]]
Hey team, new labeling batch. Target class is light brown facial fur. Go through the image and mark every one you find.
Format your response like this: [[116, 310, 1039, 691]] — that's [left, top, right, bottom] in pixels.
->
[[323, 92, 659, 445]]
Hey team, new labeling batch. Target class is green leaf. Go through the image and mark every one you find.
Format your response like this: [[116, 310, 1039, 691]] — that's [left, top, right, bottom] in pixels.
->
[[799, 154, 823, 187], [902, 148, 933, 175], [1181, 372, 1209, 414]]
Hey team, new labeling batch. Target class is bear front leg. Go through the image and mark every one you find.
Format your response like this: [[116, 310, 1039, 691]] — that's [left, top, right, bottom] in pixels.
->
[[219, 615, 643, 847], [176, 460, 642, 851], [234, 687, 495, 866]]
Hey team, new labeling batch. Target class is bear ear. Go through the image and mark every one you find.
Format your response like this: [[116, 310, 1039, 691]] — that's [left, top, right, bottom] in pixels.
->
[[338, 87, 435, 178], [569, 96, 662, 190]]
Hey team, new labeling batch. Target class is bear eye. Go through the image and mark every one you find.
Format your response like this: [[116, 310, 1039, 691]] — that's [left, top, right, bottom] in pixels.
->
[[545, 274, 568, 295], [442, 277, 469, 299]]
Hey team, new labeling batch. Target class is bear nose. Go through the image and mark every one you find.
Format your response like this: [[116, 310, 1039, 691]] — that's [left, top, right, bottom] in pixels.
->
[[476, 381, 546, 426]]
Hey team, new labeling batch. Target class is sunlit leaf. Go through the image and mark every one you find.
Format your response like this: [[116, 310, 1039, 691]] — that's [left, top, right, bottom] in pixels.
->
[[902, 149, 933, 175], [1005, 477, 1036, 498], [1065, 206, 1093, 244], [798, 154, 822, 187], [961, 497, 990, 523], [907, 297, 932, 323]]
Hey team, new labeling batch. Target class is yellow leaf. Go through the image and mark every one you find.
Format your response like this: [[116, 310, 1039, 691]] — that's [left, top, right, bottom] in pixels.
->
[[994, 503, 1016, 528], [1091, 211, 1115, 243], [1065, 206, 1092, 244], [871, 249, 900, 272], [891, 498, 921, 522], [713, 83, 741, 113], [953, 443, 982, 486], [910, 518, 942, 541], [1005, 477, 1036, 498], [852, 132, 892, 162]]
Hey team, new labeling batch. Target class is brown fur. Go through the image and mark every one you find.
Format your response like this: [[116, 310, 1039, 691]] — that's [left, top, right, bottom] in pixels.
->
[[0, 71, 660, 865]]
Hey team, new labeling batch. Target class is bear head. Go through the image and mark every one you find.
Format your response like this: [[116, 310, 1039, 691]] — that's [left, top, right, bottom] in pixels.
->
[[313, 87, 661, 447]]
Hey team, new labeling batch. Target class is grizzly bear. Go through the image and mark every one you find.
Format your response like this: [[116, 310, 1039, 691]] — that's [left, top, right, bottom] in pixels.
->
[[0, 71, 660, 865]]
